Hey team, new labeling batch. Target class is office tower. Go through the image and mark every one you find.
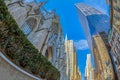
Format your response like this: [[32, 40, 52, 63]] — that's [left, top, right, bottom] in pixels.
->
[[76, 68, 82, 80], [75, 3, 110, 51], [93, 32, 114, 80], [108, 0, 120, 79], [76, 3, 115, 80], [85, 54, 95, 80], [64, 35, 80, 80]]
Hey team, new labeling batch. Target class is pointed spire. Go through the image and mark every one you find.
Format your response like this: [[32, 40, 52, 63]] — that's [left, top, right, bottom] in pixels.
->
[[65, 34, 68, 41]]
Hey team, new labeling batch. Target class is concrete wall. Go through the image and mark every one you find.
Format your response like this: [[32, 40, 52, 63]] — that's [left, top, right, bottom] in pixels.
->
[[0, 52, 42, 80]]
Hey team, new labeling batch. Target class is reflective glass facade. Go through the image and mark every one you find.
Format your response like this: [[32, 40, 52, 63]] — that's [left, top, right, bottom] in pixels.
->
[[75, 3, 110, 50]]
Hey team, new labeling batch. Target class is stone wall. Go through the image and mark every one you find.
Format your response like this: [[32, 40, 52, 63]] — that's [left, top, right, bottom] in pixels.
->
[[0, 52, 42, 80]]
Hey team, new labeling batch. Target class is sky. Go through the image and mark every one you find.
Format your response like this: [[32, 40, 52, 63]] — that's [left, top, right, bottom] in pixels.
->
[[35, 0, 109, 79]]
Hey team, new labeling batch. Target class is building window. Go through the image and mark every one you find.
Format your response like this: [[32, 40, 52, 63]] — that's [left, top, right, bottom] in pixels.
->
[[113, 31, 117, 36], [116, 42, 119, 49], [113, 48, 116, 54], [45, 47, 53, 62], [114, 6, 120, 13], [114, 48, 118, 54], [114, 14, 119, 19], [112, 36, 114, 42], [21, 22, 32, 35], [21, 18, 37, 35], [114, 6, 118, 11], [118, 37, 120, 43]]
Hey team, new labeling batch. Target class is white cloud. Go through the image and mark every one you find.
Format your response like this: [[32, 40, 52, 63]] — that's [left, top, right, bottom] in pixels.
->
[[74, 40, 89, 50]]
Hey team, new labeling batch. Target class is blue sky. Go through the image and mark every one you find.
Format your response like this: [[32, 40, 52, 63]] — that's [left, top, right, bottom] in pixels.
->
[[36, 0, 109, 79]]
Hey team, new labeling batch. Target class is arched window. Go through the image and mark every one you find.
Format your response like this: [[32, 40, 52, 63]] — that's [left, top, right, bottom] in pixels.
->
[[21, 18, 37, 35], [45, 47, 53, 62]]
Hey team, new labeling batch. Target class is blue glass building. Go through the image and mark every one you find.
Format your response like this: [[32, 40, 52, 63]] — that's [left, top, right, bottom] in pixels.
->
[[75, 3, 110, 51]]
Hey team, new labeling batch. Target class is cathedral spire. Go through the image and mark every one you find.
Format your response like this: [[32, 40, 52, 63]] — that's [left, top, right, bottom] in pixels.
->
[[65, 34, 68, 41]]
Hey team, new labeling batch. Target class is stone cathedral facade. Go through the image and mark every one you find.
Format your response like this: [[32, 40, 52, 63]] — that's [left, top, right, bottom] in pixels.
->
[[4, 0, 67, 80]]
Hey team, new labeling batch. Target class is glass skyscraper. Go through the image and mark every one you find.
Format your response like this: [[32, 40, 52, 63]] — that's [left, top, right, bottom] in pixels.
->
[[75, 3, 115, 80], [75, 3, 110, 50]]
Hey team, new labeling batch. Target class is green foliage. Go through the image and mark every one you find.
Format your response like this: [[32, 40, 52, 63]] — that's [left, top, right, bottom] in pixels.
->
[[0, 0, 60, 79]]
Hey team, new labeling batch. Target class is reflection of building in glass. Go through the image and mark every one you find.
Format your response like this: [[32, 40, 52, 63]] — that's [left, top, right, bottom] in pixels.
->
[[64, 35, 81, 80], [75, 3, 110, 51], [76, 3, 115, 80], [107, 0, 120, 79]]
